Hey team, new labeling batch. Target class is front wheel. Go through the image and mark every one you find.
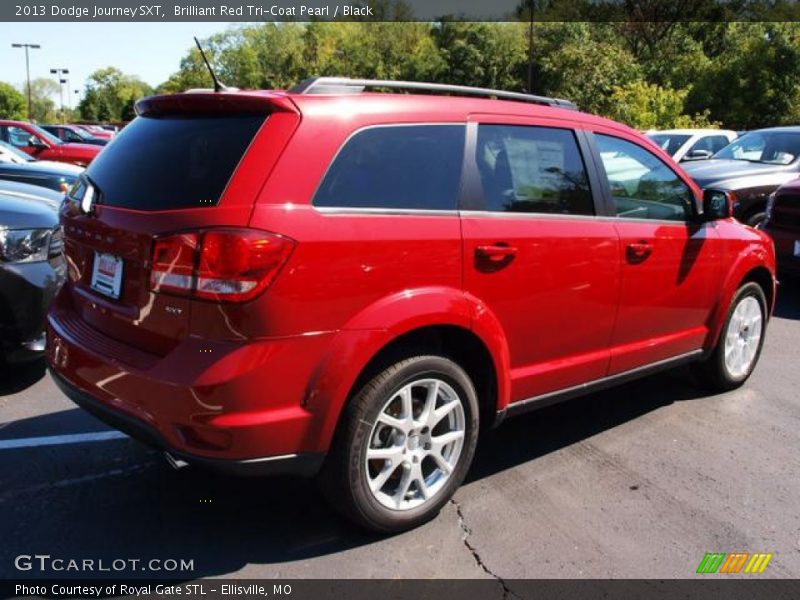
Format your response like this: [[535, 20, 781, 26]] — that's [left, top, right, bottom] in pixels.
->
[[321, 355, 479, 532], [692, 282, 767, 391]]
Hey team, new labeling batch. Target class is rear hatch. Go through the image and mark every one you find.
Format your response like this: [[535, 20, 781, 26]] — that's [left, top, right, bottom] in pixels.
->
[[61, 92, 299, 356]]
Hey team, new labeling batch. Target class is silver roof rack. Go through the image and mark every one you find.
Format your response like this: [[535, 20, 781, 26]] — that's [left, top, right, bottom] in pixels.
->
[[289, 77, 576, 109]]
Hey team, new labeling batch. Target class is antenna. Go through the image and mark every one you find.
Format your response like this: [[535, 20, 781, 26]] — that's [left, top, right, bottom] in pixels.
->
[[194, 36, 228, 93]]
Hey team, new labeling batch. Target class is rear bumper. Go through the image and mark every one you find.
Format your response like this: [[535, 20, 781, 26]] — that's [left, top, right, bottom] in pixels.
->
[[49, 367, 323, 476], [46, 292, 337, 473]]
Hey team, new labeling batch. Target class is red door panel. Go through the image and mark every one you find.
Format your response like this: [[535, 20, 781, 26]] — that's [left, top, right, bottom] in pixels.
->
[[462, 116, 620, 402], [462, 214, 619, 400], [610, 221, 721, 372], [589, 128, 722, 373]]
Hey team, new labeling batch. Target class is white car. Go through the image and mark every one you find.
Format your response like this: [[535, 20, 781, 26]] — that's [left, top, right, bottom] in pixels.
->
[[0, 141, 84, 174], [645, 129, 738, 163]]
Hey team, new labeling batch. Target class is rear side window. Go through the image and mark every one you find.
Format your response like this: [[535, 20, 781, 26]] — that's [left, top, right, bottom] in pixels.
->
[[313, 125, 465, 210], [475, 125, 594, 215], [85, 115, 265, 210]]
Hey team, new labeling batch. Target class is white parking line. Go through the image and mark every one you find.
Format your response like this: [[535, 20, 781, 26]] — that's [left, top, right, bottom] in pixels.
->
[[0, 430, 128, 450]]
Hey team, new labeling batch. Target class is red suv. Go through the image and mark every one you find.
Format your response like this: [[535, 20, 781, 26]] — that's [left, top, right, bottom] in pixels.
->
[[0, 120, 101, 167], [47, 78, 776, 532]]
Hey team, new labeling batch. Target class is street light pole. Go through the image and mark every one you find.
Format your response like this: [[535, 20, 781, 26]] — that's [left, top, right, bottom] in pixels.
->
[[50, 68, 70, 123], [11, 43, 41, 121]]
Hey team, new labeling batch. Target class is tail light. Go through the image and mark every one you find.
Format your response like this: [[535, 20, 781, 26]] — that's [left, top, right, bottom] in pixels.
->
[[150, 229, 295, 303]]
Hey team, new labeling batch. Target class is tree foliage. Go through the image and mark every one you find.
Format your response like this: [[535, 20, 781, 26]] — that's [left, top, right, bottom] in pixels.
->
[[78, 67, 152, 122], [75, 20, 800, 130], [0, 82, 26, 120]]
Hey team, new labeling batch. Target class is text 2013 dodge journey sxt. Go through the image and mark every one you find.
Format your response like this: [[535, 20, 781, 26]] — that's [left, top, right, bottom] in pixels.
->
[[48, 78, 776, 532]]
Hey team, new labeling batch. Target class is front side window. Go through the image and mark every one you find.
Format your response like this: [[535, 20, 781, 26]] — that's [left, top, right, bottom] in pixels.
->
[[596, 134, 694, 221], [475, 124, 593, 215], [313, 125, 465, 211], [5, 126, 32, 148], [647, 133, 691, 157]]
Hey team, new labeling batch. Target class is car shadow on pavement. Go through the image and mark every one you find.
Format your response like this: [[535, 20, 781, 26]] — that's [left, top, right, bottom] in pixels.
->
[[0, 358, 45, 396], [774, 277, 800, 320], [469, 367, 711, 483], [0, 368, 714, 579]]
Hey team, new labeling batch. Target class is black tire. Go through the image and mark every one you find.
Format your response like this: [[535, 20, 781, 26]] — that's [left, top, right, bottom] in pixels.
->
[[745, 210, 767, 228], [320, 355, 480, 533], [691, 282, 767, 391]]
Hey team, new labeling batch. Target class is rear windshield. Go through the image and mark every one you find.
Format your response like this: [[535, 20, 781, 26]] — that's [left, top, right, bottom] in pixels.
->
[[85, 115, 265, 210]]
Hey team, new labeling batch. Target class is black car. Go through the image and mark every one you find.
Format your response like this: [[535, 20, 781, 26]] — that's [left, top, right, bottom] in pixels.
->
[[0, 160, 81, 194], [0, 182, 66, 363], [682, 127, 800, 227], [40, 124, 108, 146]]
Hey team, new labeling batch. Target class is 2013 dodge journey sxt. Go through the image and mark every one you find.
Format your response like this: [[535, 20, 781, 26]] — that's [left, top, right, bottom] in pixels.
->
[[47, 77, 776, 532]]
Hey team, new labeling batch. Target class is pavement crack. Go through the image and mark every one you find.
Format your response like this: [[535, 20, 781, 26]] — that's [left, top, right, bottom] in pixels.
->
[[450, 498, 521, 600]]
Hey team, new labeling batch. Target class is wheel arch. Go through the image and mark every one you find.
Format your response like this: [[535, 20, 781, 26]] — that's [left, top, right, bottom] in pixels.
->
[[707, 261, 776, 349], [304, 288, 511, 453]]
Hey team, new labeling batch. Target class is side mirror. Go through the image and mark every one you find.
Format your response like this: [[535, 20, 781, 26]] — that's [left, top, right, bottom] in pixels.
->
[[28, 136, 48, 150], [702, 189, 733, 221], [683, 149, 712, 161]]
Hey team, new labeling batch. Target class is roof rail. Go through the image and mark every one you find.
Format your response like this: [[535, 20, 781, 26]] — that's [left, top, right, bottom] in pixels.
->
[[289, 77, 576, 109]]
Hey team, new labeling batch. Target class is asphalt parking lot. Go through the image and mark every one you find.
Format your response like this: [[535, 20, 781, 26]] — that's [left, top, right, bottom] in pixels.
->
[[1, 281, 798, 584]]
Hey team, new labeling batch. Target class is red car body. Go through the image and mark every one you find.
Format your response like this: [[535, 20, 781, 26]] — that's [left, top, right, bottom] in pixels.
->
[[763, 180, 800, 277], [46, 85, 776, 485], [0, 120, 101, 167]]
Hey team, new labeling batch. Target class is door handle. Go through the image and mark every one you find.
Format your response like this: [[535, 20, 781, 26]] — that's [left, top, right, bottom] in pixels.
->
[[626, 240, 653, 260], [476, 244, 518, 262]]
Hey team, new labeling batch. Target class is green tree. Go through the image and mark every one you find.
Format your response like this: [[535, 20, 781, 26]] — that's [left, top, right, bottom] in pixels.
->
[[605, 81, 716, 129], [432, 21, 526, 90], [25, 78, 59, 123], [0, 82, 26, 120], [688, 23, 800, 129], [531, 23, 641, 114], [78, 67, 152, 122]]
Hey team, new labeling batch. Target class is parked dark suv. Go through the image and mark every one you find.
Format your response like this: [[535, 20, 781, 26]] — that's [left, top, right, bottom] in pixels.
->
[[47, 78, 776, 532], [683, 127, 800, 227]]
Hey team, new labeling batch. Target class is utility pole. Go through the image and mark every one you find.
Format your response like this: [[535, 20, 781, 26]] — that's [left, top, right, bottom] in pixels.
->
[[11, 43, 41, 121], [527, 1, 534, 93], [51, 68, 69, 123]]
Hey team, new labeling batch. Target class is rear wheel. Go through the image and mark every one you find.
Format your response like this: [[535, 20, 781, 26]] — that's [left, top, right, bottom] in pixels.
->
[[321, 355, 479, 532], [692, 282, 767, 391]]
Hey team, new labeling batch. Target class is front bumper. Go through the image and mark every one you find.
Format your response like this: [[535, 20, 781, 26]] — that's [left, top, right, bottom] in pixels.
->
[[0, 256, 65, 363], [49, 367, 323, 476]]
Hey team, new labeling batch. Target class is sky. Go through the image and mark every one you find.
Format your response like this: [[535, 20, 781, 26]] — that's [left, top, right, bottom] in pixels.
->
[[0, 22, 240, 105]]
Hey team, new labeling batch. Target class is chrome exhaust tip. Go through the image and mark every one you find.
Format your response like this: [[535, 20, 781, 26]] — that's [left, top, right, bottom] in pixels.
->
[[23, 334, 46, 353], [163, 452, 189, 470]]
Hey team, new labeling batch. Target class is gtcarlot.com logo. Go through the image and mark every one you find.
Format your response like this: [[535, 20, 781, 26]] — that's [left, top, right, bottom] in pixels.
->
[[14, 554, 195, 573]]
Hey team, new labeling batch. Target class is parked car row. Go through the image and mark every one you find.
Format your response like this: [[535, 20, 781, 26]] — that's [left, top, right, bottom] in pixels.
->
[[646, 126, 800, 275], [0, 120, 104, 167]]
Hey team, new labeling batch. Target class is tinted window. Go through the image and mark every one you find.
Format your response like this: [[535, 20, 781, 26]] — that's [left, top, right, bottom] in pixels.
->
[[647, 133, 691, 156], [690, 135, 731, 154], [85, 115, 265, 210], [476, 125, 593, 215], [708, 135, 732, 153], [596, 134, 694, 221], [3, 126, 32, 148], [313, 125, 465, 210]]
